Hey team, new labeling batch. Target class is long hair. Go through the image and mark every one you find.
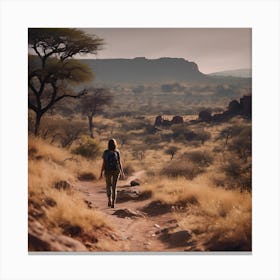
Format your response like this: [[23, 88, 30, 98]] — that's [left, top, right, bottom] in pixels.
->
[[108, 138, 117, 151]]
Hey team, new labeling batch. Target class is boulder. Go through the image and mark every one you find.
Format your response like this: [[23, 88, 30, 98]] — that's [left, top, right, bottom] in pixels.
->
[[198, 110, 212, 122], [228, 100, 241, 114], [154, 115, 163, 126], [240, 95, 252, 117], [171, 115, 184, 125]]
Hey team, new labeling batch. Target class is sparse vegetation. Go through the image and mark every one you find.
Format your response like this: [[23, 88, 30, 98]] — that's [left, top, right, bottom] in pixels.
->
[[28, 28, 251, 252]]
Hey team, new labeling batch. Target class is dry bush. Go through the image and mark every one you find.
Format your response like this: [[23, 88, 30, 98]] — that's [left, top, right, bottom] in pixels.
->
[[221, 158, 252, 191], [165, 145, 179, 160], [182, 150, 213, 167], [72, 136, 101, 159], [160, 160, 204, 180], [120, 117, 147, 131], [37, 116, 87, 147]]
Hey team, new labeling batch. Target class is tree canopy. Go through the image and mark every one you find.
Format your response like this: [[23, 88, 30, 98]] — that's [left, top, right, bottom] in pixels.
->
[[28, 28, 104, 135]]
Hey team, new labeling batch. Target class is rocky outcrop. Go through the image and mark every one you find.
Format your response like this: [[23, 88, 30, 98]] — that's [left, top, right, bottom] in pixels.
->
[[28, 217, 87, 252], [154, 115, 184, 127], [171, 115, 184, 125], [154, 115, 163, 126], [198, 110, 212, 122], [198, 95, 252, 122]]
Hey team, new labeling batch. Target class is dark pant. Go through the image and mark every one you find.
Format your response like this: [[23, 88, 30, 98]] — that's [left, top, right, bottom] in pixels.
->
[[105, 171, 120, 204]]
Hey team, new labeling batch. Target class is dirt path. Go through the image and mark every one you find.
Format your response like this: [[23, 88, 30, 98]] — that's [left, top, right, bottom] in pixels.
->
[[74, 171, 187, 252]]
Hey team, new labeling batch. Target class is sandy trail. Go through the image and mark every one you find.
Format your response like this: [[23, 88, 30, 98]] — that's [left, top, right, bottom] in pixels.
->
[[74, 171, 184, 252]]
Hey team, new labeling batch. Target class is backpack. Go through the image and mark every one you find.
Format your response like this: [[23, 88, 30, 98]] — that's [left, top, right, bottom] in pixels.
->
[[105, 150, 120, 172]]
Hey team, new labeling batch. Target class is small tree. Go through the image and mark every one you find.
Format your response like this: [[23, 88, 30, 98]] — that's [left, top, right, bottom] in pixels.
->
[[28, 28, 103, 135], [80, 88, 113, 138], [165, 146, 179, 160]]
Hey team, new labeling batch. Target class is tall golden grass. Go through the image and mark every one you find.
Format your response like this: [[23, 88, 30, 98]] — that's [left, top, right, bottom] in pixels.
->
[[28, 136, 109, 237], [142, 175, 251, 250]]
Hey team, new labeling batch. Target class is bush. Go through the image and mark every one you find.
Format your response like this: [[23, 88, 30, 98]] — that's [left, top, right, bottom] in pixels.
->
[[221, 158, 252, 191], [161, 160, 203, 180], [165, 146, 179, 160], [170, 125, 211, 144], [228, 125, 251, 161], [78, 172, 96, 181], [72, 137, 101, 159], [183, 150, 213, 167], [194, 129, 211, 144]]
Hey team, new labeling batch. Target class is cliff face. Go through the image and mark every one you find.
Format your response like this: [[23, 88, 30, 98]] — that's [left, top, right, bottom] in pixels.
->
[[81, 57, 208, 84]]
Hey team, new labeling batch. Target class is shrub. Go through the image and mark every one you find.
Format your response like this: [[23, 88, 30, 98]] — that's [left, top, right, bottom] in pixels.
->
[[72, 137, 101, 159], [78, 172, 96, 181], [228, 126, 251, 161], [161, 160, 203, 180], [221, 158, 252, 191], [183, 150, 213, 167], [165, 146, 179, 160], [194, 129, 211, 144]]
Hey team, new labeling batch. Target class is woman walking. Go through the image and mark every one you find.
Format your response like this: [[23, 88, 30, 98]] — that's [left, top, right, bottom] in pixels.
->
[[100, 139, 125, 208]]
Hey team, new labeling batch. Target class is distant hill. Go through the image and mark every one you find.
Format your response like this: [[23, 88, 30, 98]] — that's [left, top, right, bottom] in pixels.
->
[[209, 68, 252, 78], [80, 57, 210, 84]]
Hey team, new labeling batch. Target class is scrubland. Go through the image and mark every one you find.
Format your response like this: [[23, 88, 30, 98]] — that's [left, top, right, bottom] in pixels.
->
[[28, 85, 252, 251]]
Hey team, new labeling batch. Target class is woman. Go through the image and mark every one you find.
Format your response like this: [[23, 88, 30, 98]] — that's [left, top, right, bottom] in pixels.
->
[[100, 139, 125, 208]]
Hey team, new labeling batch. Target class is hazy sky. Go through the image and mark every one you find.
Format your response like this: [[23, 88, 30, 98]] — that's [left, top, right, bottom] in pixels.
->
[[80, 28, 251, 74]]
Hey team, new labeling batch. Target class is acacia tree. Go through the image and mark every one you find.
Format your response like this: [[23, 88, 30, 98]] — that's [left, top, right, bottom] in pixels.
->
[[28, 28, 103, 135], [80, 88, 113, 138]]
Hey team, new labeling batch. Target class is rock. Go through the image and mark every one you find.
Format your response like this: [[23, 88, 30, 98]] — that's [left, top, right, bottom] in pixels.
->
[[162, 119, 171, 126], [154, 115, 163, 126], [228, 100, 241, 114], [171, 115, 184, 125], [112, 208, 144, 219], [117, 190, 140, 203], [240, 95, 251, 117], [28, 217, 87, 252], [141, 200, 172, 216], [53, 180, 72, 190], [159, 229, 192, 247], [154, 224, 161, 229], [198, 110, 212, 122], [130, 179, 140, 186], [168, 230, 192, 247]]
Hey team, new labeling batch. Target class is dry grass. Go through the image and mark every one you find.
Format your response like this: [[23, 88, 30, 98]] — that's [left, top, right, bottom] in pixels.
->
[[28, 136, 109, 238], [142, 175, 251, 250], [45, 189, 108, 233]]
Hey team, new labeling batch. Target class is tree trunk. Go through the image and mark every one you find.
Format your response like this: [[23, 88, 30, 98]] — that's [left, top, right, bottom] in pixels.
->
[[34, 113, 42, 136], [88, 115, 94, 138]]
